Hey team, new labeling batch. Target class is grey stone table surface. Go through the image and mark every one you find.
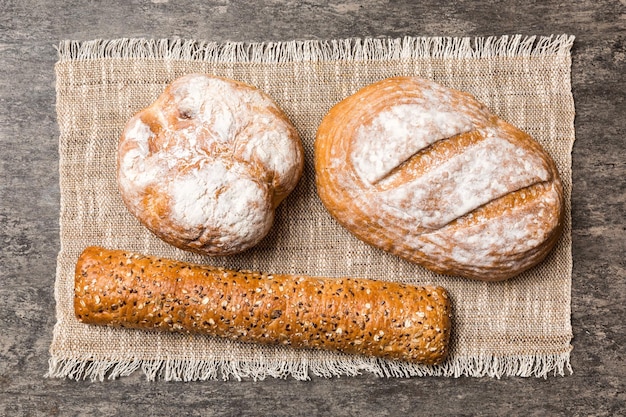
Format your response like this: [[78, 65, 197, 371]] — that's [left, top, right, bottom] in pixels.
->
[[1, 0, 624, 415]]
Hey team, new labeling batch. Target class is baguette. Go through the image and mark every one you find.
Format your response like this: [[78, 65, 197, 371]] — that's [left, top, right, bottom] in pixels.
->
[[74, 246, 452, 365]]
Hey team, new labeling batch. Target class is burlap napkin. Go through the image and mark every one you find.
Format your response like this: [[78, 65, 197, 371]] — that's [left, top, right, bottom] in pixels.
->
[[48, 35, 575, 381]]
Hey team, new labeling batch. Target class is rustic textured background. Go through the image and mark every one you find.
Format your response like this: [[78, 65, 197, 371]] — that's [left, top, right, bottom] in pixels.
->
[[1, 0, 624, 415]]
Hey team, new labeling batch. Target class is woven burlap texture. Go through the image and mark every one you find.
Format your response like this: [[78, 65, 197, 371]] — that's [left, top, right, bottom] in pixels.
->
[[49, 35, 575, 381]]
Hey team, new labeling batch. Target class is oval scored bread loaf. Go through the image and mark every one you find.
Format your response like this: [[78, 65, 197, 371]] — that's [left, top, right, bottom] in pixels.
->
[[74, 246, 452, 365], [315, 77, 564, 281], [117, 74, 304, 256]]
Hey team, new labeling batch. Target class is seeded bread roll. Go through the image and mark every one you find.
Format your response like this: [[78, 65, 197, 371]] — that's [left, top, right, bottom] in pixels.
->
[[315, 77, 564, 281], [74, 246, 452, 365], [117, 74, 304, 256]]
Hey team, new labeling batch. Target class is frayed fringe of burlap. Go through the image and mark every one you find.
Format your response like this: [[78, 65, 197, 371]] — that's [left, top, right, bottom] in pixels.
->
[[46, 351, 572, 382], [56, 34, 574, 64]]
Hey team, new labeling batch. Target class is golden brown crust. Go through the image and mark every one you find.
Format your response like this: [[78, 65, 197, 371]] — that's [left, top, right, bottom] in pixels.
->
[[117, 74, 304, 256], [75, 246, 452, 365], [315, 77, 564, 281]]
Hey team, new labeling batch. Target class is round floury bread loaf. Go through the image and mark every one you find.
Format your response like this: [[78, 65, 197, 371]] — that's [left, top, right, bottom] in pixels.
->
[[117, 74, 304, 256], [315, 77, 564, 281]]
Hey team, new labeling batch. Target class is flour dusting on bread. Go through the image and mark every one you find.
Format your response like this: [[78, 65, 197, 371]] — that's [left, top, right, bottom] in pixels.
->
[[350, 92, 476, 184], [315, 77, 564, 281], [382, 135, 550, 230], [118, 74, 303, 255]]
